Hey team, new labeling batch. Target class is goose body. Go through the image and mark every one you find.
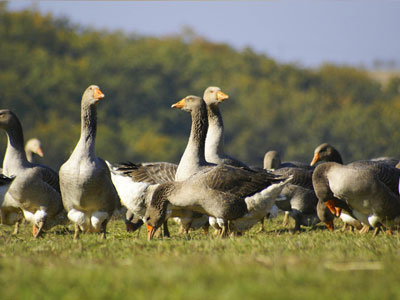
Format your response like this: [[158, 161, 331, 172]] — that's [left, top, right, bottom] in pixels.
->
[[59, 85, 120, 239], [312, 161, 400, 230], [0, 109, 66, 236]]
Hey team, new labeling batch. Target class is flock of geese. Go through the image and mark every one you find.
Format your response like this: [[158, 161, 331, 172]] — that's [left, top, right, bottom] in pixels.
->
[[1, 84, 400, 241]]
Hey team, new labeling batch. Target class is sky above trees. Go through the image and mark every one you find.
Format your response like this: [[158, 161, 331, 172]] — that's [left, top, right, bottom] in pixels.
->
[[8, 0, 400, 69]]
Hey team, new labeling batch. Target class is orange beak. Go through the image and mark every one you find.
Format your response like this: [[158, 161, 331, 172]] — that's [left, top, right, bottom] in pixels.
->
[[310, 153, 320, 166], [147, 224, 156, 241], [325, 220, 334, 232], [36, 147, 44, 157], [171, 98, 186, 109], [326, 200, 337, 216], [32, 225, 38, 237], [94, 88, 105, 100], [335, 207, 342, 217], [216, 91, 229, 102]]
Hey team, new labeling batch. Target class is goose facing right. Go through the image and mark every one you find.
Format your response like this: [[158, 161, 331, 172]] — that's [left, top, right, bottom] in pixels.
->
[[59, 85, 120, 239], [0, 109, 67, 237]]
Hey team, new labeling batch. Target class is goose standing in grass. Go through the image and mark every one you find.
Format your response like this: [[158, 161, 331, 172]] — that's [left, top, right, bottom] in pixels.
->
[[310, 142, 400, 232], [312, 161, 400, 235], [0, 109, 67, 237], [144, 95, 291, 239], [1, 138, 45, 233], [59, 85, 120, 240], [263, 150, 333, 231]]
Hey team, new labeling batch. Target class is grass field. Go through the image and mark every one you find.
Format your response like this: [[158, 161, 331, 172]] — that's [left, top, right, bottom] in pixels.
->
[[1, 215, 400, 300]]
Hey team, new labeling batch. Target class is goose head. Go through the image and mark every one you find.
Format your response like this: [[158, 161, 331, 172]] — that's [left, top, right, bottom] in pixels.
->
[[81, 85, 105, 106], [310, 143, 343, 166], [25, 138, 44, 158], [171, 95, 204, 113], [144, 184, 171, 241], [0, 109, 20, 131], [263, 150, 281, 170], [203, 86, 229, 106]]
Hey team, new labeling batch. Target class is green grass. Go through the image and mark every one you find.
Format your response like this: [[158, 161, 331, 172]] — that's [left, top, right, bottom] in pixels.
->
[[1, 216, 400, 300]]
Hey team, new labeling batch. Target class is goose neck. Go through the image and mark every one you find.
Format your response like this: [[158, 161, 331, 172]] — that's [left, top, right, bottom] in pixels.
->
[[2, 119, 29, 175], [205, 104, 225, 160], [78, 102, 97, 154]]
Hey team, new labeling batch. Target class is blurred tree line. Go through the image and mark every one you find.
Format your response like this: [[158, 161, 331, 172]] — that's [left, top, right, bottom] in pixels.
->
[[1, 5, 400, 169]]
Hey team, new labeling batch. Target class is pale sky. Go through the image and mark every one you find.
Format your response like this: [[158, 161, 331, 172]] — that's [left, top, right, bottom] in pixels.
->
[[8, 0, 400, 69]]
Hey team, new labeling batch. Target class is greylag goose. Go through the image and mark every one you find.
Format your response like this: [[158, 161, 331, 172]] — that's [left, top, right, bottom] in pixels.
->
[[310, 143, 400, 231], [263, 150, 326, 232], [144, 95, 292, 239], [312, 161, 400, 235], [59, 85, 120, 239], [272, 167, 320, 232], [0, 138, 44, 233], [203, 86, 247, 168], [0, 109, 66, 237]]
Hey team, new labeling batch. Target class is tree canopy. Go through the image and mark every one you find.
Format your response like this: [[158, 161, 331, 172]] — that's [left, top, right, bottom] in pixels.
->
[[1, 5, 400, 169]]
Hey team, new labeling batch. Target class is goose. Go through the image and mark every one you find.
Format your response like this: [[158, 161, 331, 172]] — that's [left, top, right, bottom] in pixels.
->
[[144, 95, 291, 239], [272, 167, 320, 232], [59, 85, 120, 239], [310, 143, 399, 231], [0, 138, 44, 233], [203, 86, 247, 168], [107, 86, 232, 236], [106, 161, 177, 236], [0, 109, 67, 237], [263, 150, 326, 232], [312, 161, 400, 235]]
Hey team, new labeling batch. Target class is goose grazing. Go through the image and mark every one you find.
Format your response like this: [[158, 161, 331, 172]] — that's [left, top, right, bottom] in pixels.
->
[[144, 95, 292, 240], [263, 151, 324, 232], [310, 143, 400, 232], [272, 167, 320, 232], [106, 161, 177, 236], [0, 109, 67, 237], [312, 161, 400, 235], [59, 85, 120, 240]]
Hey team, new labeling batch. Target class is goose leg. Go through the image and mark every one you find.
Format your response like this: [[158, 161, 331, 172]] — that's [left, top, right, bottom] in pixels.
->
[[359, 224, 370, 234], [13, 219, 21, 235], [74, 224, 81, 240], [372, 226, 381, 237], [257, 217, 265, 233], [282, 212, 289, 227], [33, 221, 45, 238], [202, 222, 209, 235], [341, 223, 348, 232], [100, 219, 108, 239], [162, 221, 170, 238], [291, 218, 301, 234]]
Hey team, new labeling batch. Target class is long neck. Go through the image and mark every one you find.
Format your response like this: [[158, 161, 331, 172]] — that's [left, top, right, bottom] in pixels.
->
[[205, 104, 225, 161], [75, 102, 97, 157], [25, 147, 33, 163], [3, 120, 29, 176], [175, 105, 208, 181]]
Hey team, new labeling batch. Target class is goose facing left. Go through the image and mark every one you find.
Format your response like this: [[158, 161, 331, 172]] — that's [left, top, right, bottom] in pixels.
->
[[59, 85, 120, 239], [0, 109, 67, 237]]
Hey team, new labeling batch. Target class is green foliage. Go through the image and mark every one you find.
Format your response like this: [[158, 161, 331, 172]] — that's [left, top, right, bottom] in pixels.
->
[[1, 7, 400, 169]]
